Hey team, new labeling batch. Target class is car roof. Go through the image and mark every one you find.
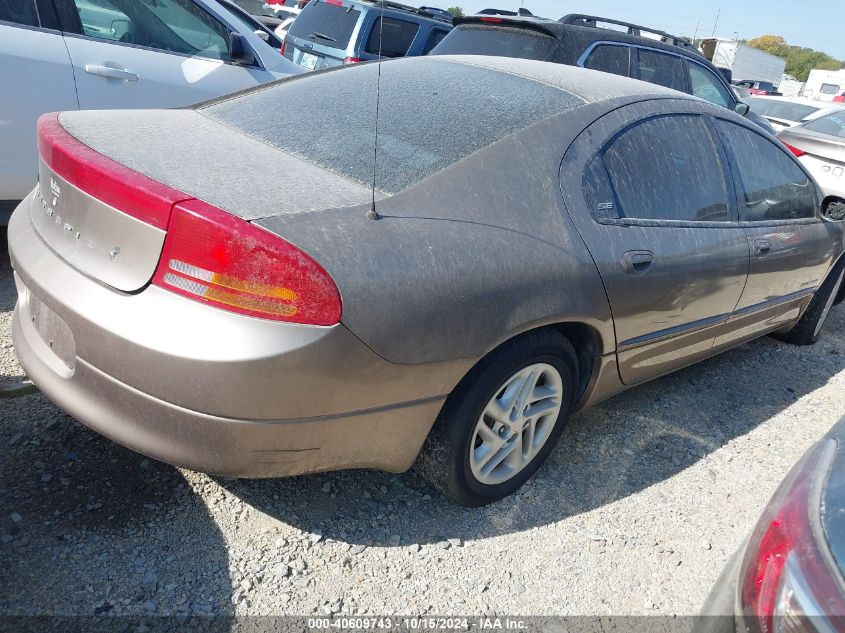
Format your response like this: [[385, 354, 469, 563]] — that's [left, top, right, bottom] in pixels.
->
[[343, 0, 453, 24], [439, 55, 687, 103], [453, 13, 704, 60]]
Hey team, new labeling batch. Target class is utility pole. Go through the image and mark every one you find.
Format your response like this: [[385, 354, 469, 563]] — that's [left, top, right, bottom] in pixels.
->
[[711, 8, 720, 37]]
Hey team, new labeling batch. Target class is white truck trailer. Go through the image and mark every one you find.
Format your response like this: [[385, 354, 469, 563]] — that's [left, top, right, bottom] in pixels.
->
[[700, 38, 786, 89]]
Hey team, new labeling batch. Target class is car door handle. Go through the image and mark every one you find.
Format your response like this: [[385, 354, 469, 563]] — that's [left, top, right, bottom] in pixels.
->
[[84, 64, 139, 81], [621, 250, 655, 275], [753, 239, 772, 257]]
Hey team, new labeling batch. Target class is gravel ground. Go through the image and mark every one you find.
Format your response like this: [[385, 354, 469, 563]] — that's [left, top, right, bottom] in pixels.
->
[[1, 253, 844, 619]]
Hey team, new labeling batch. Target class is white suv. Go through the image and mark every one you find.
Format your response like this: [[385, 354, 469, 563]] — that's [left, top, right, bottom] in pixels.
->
[[0, 0, 303, 224]]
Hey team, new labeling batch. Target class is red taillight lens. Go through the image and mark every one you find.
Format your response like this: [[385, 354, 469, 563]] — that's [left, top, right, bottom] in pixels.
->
[[37, 113, 189, 230], [739, 440, 845, 633], [343, 56, 362, 64], [479, 16, 504, 23], [784, 143, 807, 158], [152, 200, 341, 325], [280, 39, 287, 56]]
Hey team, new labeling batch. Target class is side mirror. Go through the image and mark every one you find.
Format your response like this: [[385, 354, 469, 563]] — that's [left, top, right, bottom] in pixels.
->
[[824, 202, 845, 221], [254, 29, 270, 42], [735, 102, 750, 116], [229, 32, 256, 66]]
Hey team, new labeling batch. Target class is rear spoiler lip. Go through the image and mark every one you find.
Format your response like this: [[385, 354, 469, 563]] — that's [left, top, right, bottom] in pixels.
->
[[452, 16, 559, 38]]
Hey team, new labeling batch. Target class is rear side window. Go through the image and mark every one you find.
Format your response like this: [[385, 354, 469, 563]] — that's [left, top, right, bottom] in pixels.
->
[[717, 121, 817, 221], [821, 83, 841, 95], [688, 63, 732, 108], [203, 58, 584, 194], [70, 0, 231, 60], [365, 16, 419, 57], [633, 49, 686, 92], [422, 28, 449, 55], [0, 0, 39, 27], [287, 0, 360, 50], [583, 44, 630, 77], [602, 115, 730, 222], [430, 25, 557, 61]]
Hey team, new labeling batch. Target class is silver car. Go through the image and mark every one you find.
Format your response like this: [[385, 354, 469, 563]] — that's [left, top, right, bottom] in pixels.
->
[[779, 110, 845, 219], [8, 57, 845, 506]]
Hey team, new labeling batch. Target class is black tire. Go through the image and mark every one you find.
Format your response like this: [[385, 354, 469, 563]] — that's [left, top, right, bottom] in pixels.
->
[[415, 329, 578, 506], [774, 259, 845, 346]]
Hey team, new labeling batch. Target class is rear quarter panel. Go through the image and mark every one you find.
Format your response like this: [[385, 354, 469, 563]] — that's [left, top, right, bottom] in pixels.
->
[[256, 103, 621, 365]]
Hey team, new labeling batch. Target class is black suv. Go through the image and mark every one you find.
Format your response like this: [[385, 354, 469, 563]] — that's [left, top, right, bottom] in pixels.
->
[[431, 13, 775, 134]]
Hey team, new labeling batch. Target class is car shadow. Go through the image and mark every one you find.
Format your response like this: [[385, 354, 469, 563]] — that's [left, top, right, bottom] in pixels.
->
[[0, 256, 233, 621], [0, 397, 234, 622], [223, 307, 845, 546]]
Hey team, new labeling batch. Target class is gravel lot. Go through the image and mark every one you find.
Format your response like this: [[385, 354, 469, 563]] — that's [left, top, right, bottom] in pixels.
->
[[1, 253, 844, 619]]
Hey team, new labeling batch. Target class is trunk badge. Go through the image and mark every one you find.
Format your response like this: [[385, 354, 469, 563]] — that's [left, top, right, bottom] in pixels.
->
[[109, 247, 121, 260]]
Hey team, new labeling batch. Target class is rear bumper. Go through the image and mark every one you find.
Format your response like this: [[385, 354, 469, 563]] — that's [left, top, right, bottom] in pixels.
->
[[8, 196, 454, 477]]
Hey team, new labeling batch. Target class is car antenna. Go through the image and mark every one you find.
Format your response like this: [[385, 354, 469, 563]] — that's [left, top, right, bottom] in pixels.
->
[[367, 0, 386, 220]]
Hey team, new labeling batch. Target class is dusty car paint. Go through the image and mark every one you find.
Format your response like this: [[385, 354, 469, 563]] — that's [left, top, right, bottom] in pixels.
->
[[8, 56, 845, 479]]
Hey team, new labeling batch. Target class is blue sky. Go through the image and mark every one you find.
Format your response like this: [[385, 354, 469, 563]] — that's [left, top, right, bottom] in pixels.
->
[[407, 0, 845, 59]]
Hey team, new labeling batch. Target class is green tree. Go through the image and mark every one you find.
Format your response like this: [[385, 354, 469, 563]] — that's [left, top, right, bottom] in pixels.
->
[[446, 6, 464, 17]]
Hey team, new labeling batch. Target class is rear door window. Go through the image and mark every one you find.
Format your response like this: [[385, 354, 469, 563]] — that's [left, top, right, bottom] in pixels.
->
[[633, 48, 686, 92], [286, 0, 360, 50], [365, 16, 419, 57], [717, 121, 817, 221], [430, 25, 557, 61], [601, 115, 730, 222], [583, 44, 630, 77], [0, 0, 39, 27], [70, 0, 231, 60]]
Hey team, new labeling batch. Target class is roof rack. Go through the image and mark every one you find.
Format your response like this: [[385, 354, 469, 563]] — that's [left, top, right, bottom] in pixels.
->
[[364, 0, 454, 24], [559, 14, 701, 54]]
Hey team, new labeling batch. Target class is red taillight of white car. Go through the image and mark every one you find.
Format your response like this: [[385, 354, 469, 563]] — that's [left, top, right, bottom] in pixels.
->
[[37, 113, 342, 326], [151, 200, 341, 325], [739, 439, 845, 633]]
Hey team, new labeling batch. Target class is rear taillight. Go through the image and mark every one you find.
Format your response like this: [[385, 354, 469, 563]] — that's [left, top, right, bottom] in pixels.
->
[[343, 56, 362, 64], [784, 143, 807, 158], [739, 439, 845, 633], [152, 200, 341, 325], [479, 16, 504, 23], [37, 113, 189, 230], [280, 39, 287, 56]]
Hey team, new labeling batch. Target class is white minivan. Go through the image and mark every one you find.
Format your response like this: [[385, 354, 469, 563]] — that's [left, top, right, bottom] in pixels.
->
[[1, 0, 303, 223]]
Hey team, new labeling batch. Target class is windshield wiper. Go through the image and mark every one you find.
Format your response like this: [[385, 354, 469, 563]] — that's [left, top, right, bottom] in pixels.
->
[[308, 31, 337, 42]]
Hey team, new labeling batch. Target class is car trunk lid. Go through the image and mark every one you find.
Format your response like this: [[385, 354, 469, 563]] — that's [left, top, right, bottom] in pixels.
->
[[34, 110, 374, 293]]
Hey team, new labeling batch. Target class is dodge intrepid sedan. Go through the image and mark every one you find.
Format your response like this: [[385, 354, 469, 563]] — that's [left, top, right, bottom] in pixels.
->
[[8, 56, 845, 505]]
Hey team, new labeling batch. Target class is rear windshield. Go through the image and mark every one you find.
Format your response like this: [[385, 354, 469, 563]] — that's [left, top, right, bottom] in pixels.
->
[[430, 25, 557, 61], [804, 111, 845, 139], [202, 58, 583, 194], [287, 0, 360, 50], [748, 98, 819, 123]]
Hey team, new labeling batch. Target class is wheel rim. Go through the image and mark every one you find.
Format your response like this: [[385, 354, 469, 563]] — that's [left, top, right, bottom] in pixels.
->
[[469, 363, 564, 486], [814, 270, 844, 337]]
